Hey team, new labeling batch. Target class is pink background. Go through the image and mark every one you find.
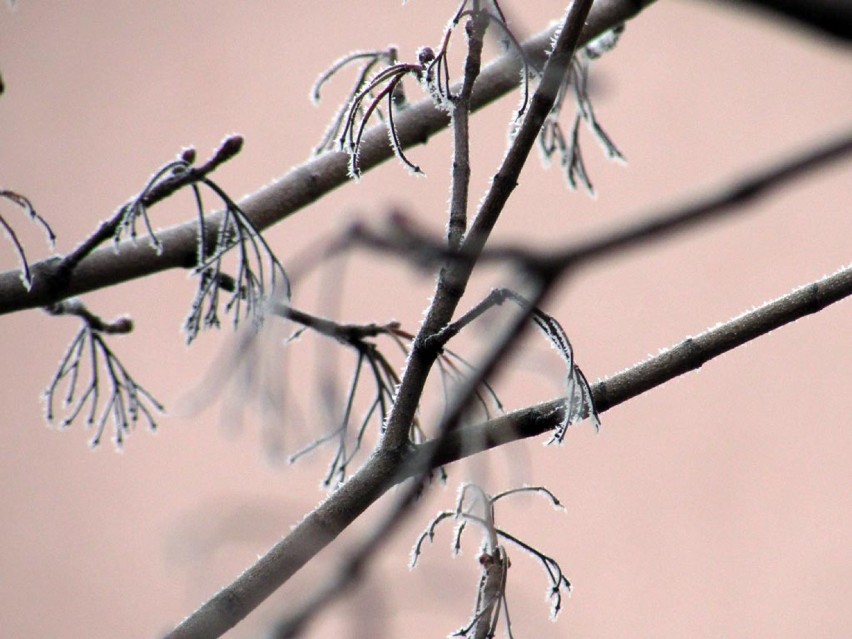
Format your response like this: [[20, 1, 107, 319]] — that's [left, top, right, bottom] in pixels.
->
[[1, 2, 850, 638]]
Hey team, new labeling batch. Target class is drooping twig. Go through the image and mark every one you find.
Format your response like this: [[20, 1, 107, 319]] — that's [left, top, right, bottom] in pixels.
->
[[43, 299, 163, 447], [426, 286, 599, 439], [318, 48, 427, 177], [312, 47, 402, 156], [280, 313, 406, 486], [538, 26, 626, 194], [0, 189, 56, 289], [184, 176, 290, 343]]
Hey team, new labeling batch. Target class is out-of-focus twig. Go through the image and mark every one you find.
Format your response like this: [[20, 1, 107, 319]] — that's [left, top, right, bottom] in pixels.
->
[[347, 128, 852, 278]]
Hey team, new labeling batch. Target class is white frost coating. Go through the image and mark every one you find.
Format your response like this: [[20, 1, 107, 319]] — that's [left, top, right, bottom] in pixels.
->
[[474, 186, 490, 219], [505, 76, 529, 145], [423, 70, 453, 115], [407, 547, 418, 570]]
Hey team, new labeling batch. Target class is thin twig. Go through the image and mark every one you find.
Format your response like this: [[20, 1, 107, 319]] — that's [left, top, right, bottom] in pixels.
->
[[0, 189, 56, 289], [448, 8, 489, 248]]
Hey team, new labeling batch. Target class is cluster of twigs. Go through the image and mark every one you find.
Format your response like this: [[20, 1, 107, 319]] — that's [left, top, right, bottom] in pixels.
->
[[411, 484, 571, 638], [423, 287, 600, 441], [183, 175, 290, 343], [312, 0, 531, 177], [270, 304, 503, 486], [35, 136, 288, 444], [312, 45, 428, 176], [279, 310, 413, 486], [43, 299, 162, 447]]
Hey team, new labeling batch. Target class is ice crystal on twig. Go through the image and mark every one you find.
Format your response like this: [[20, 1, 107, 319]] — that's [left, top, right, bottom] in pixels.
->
[[276, 308, 488, 485]]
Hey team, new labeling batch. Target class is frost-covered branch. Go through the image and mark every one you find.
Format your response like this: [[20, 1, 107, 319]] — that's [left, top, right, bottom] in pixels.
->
[[0, 0, 656, 315], [410, 263, 852, 471]]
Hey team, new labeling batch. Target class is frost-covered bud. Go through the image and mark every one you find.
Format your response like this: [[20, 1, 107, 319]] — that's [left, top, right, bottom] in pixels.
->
[[218, 134, 244, 159], [180, 147, 196, 165], [417, 47, 435, 66], [109, 317, 134, 334]]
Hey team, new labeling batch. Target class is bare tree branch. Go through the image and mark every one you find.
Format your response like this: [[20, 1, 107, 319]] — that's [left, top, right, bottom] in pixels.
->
[[411, 263, 852, 471], [165, 1, 601, 634], [0, 0, 656, 316], [1, 2, 847, 638]]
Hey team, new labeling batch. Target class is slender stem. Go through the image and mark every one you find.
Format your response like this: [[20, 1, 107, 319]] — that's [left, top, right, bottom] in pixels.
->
[[447, 11, 489, 248]]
